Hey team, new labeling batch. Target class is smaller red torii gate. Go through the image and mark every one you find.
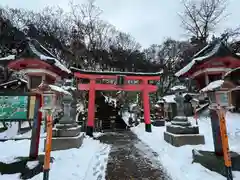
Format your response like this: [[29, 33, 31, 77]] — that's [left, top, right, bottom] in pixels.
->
[[71, 67, 161, 137]]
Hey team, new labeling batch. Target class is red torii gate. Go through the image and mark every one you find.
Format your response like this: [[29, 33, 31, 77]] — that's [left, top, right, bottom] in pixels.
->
[[71, 67, 161, 137]]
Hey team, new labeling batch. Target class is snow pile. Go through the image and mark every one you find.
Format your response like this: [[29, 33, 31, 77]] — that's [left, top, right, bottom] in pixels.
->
[[0, 136, 111, 180], [0, 122, 19, 139], [200, 80, 224, 93], [132, 110, 240, 180], [121, 111, 130, 126]]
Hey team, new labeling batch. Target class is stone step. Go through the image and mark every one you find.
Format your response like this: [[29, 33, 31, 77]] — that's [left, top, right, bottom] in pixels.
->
[[52, 125, 81, 137], [166, 125, 199, 134]]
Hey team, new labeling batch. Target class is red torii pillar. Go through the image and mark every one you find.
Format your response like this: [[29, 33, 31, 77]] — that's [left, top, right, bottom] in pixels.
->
[[71, 68, 161, 137]]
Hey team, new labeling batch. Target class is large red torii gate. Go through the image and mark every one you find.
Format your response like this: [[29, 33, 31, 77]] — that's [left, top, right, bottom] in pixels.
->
[[71, 67, 161, 137]]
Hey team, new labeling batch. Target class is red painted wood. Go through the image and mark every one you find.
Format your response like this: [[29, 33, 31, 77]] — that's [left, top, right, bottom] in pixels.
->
[[35, 94, 42, 157], [87, 79, 96, 127], [7, 58, 68, 77], [74, 72, 160, 81], [78, 83, 158, 92], [184, 56, 240, 77], [74, 72, 160, 132], [142, 79, 151, 125]]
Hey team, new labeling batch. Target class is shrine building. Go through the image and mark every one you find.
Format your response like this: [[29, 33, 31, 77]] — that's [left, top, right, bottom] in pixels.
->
[[0, 38, 71, 90], [175, 39, 240, 89]]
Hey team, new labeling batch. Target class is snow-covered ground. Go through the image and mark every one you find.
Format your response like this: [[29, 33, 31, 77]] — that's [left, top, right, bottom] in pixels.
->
[[0, 122, 46, 140], [132, 110, 240, 180], [0, 134, 111, 180]]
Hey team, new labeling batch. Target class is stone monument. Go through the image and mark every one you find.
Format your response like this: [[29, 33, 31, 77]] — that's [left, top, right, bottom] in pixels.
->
[[164, 91, 205, 147], [49, 94, 84, 151], [152, 99, 165, 127]]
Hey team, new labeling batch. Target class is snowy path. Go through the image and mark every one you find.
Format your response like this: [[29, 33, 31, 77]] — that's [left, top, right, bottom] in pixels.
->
[[97, 131, 171, 180]]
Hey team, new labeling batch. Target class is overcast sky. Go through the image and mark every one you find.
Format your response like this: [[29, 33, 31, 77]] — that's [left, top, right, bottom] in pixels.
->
[[1, 0, 239, 48]]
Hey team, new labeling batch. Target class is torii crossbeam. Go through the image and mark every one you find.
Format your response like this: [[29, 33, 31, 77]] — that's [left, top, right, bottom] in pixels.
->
[[71, 67, 161, 136]]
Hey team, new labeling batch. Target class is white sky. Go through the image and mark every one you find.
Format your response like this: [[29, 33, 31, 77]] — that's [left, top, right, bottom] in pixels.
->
[[0, 0, 239, 48]]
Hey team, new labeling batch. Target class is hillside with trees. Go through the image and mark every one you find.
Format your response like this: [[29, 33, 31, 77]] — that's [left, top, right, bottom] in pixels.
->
[[0, 0, 239, 95]]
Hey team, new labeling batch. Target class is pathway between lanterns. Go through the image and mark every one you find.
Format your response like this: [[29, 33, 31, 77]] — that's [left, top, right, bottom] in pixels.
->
[[97, 130, 171, 180]]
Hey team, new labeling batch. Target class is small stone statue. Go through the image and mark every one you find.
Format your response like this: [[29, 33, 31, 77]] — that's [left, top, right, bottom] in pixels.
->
[[174, 92, 185, 116]]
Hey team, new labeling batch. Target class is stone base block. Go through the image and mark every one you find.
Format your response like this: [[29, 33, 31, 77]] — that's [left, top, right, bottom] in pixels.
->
[[164, 131, 205, 147], [55, 123, 78, 129], [192, 149, 240, 177], [52, 125, 81, 137], [171, 121, 191, 127], [173, 116, 188, 122], [166, 125, 199, 134], [45, 133, 84, 151], [152, 120, 165, 127]]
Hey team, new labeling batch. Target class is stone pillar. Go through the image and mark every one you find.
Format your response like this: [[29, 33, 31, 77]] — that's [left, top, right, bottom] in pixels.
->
[[47, 94, 84, 151]]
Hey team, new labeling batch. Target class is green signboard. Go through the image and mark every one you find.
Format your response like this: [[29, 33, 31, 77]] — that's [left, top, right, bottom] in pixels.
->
[[0, 96, 29, 121]]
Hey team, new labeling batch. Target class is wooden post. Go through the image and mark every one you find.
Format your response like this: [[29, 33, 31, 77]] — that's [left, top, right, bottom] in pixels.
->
[[86, 79, 96, 137], [43, 111, 53, 180], [217, 108, 233, 180], [29, 94, 42, 159], [142, 79, 151, 132]]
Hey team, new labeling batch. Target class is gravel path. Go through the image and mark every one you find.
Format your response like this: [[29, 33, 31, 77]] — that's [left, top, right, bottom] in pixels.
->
[[97, 130, 171, 180]]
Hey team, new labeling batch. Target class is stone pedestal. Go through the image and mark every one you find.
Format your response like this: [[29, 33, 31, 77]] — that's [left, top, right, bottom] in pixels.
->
[[45, 121, 84, 151], [164, 116, 205, 147]]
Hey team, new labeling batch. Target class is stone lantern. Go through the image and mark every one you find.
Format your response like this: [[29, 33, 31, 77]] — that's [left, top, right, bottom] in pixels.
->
[[59, 94, 74, 124], [51, 93, 83, 151], [163, 90, 205, 147]]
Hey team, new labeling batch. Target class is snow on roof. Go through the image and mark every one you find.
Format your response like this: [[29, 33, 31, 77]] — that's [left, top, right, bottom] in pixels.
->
[[163, 95, 176, 103], [39, 55, 71, 74], [49, 84, 71, 95], [62, 86, 77, 91], [0, 79, 27, 87], [175, 42, 222, 77], [200, 80, 224, 93], [28, 41, 71, 74], [0, 55, 15, 61], [157, 99, 165, 103], [224, 67, 240, 78], [171, 85, 187, 91]]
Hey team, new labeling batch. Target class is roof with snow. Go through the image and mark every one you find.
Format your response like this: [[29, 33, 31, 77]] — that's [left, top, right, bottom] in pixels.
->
[[175, 39, 240, 77], [0, 78, 27, 89], [70, 67, 162, 76], [170, 85, 187, 91], [49, 85, 71, 96], [0, 38, 71, 76], [224, 67, 240, 86], [200, 80, 224, 93]]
